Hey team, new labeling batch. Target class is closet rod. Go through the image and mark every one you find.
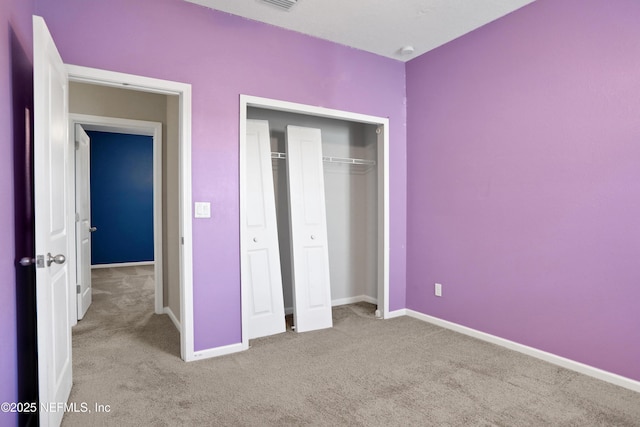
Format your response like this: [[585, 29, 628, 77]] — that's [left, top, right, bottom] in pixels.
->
[[271, 151, 376, 166]]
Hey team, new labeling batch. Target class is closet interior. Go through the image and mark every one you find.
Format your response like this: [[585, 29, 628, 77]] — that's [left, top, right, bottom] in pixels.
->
[[246, 107, 380, 337]]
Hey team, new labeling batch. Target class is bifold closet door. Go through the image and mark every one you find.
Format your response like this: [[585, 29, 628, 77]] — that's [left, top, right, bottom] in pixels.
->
[[244, 119, 286, 339], [285, 125, 333, 333]]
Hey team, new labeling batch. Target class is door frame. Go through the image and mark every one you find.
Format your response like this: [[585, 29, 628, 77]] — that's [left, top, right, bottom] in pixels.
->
[[65, 65, 195, 361], [239, 94, 390, 348], [69, 114, 164, 322]]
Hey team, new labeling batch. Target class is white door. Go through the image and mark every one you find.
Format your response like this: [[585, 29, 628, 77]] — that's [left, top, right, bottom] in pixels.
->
[[244, 120, 286, 339], [285, 125, 333, 333], [75, 125, 92, 319], [33, 15, 72, 427]]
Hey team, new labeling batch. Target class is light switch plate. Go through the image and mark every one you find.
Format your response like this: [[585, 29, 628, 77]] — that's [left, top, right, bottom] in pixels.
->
[[194, 202, 211, 218]]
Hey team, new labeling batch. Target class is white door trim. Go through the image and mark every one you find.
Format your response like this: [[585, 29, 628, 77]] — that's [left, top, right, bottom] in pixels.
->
[[69, 114, 164, 319], [66, 65, 195, 361], [239, 94, 390, 349]]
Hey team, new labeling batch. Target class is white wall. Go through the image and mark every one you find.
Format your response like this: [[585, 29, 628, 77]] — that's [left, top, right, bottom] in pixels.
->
[[247, 107, 378, 309]]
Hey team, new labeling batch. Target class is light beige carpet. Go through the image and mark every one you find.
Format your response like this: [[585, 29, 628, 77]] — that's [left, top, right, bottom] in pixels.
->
[[62, 266, 640, 426]]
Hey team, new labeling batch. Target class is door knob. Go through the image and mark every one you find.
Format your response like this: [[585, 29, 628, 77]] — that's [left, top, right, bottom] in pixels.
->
[[19, 257, 35, 266], [89, 226, 97, 232], [19, 255, 44, 268], [310, 235, 315, 240], [253, 237, 258, 243], [47, 253, 66, 267]]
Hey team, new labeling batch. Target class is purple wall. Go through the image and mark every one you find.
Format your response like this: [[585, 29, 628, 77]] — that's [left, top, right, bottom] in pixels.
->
[[406, 0, 640, 381], [2, 0, 639, 415], [35, 0, 407, 351], [1, 0, 35, 424]]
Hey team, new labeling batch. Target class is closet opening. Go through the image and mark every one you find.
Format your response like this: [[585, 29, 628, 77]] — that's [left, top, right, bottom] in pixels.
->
[[239, 95, 389, 347]]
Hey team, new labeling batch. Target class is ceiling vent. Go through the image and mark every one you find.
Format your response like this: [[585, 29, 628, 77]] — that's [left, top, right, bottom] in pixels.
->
[[261, 0, 298, 11]]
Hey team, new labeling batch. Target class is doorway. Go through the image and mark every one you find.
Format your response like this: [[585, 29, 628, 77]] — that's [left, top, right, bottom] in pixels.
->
[[65, 65, 195, 361], [69, 114, 166, 322], [239, 94, 390, 347]]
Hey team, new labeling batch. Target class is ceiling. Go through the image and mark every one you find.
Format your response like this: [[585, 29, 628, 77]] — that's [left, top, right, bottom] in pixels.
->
[[184, 0, 536, 61]]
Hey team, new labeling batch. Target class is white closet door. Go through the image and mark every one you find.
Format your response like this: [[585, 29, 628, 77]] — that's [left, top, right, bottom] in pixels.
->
[[286, 125, 333, 333], [244, 120, 286, 339]]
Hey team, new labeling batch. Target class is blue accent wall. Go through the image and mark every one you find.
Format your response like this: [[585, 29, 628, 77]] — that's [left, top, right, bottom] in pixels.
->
[[88, 131, 154, 265]]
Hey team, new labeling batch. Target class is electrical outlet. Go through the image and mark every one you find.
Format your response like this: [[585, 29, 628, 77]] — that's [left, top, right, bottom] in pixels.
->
[[435, 283, 442, 297]]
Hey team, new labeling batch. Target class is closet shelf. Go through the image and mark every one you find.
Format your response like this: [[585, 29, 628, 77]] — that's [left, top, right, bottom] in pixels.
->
[[271, 152, 376, 166]]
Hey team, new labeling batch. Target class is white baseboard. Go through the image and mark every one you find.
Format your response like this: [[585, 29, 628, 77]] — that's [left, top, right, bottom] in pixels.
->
[[386, 308, 407, 319], [284, 295, 378, 315], [163, 307, 181, 333], [91, 261, 154, 269], [190, 342, 247, 361], [332, 294, 377, 306], [405, 309, 640, 393]]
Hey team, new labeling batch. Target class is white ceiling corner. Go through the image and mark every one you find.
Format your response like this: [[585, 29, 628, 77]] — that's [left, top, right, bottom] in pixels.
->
[[184, 0, 536, 61]]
